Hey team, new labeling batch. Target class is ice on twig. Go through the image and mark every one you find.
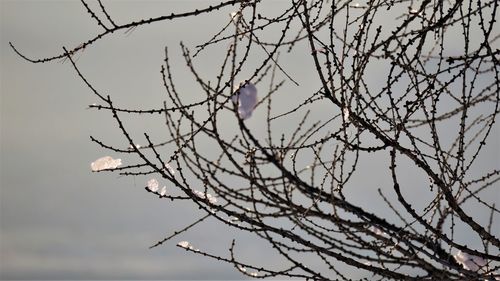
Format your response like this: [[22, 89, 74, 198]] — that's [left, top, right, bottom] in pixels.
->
[[177, 241, 191, 249], [193, 190, 204, 198], [165, 163, 175, 175], [147, 179, 159, 192], [343, 107, 350, 122], [232, 81, 258, 120], [311, 47, 327, 54], [228, 216, 241, 226], [229, 11, 240, 23], [249, 272, 258, 277], [349, 2, 367, 8], [193, 189, 218, 204], [369, 226, 386, 236], [206, 193, 217, 204], [454, 250, 487, 271], [90, 156, 122, 171], [128, 144, 141, 150], [409, 8, 419, 14], [159, 186, 167, 197], [147, 179, 167, 196], [238, 266, 247, 272]]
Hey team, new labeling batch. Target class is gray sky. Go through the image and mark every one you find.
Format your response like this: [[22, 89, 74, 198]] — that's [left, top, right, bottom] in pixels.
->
[[1, 1, 309, 279], [1, 0, 499, 280], [1, 1, 256, 279]]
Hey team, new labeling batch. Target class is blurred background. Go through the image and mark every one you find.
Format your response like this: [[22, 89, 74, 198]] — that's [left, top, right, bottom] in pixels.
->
[[1, 0, 498, 280], [1, 1, 308, 279]]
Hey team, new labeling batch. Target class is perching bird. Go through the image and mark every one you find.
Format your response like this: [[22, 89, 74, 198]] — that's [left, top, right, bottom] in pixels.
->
[[232, 81, 257, 120]]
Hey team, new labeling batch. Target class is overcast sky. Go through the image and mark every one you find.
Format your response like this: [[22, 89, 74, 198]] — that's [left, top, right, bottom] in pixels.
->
[[1, 1, 310, 279], [1, 1, 498, 280]]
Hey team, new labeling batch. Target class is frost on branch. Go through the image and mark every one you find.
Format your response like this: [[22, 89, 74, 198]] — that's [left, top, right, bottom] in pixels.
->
[[342, 107, 350, 122], [193, 189, 217, 204], [177, 241, 191, 249], [176, 241, 199, 252], [147, 179, 159, 192], [164, 163, 175, 175], [146, 179, 167, 197], [369, 226, 387, 237], [229, 11, 240, 24], [159, 186, 167, 197], [454, 251, 487, 272], [90, 156, 122, 172]]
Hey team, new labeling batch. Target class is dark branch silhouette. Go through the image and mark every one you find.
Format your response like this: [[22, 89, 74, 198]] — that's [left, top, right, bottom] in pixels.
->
[[11, 0, 499, 280]]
